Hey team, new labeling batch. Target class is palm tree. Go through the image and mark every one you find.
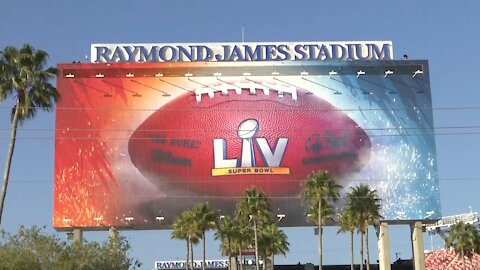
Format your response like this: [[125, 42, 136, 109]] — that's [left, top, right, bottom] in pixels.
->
[[192, 203, 217, 270], [346, 184, 381, 270], [306, 203, 335, 233], [0, 44, 59, 225], [215, 215, 240, 270], [215, 215, 252, 270], [301, 170, 342, 270], [258, 223, 290, 270], [236, 188, 273, 270], [337, 207, 357, 270], [172, 211, 190, 270], [233, 219, 251, 270], [446, 221, 480, 270], [172, 210, 199, 270]]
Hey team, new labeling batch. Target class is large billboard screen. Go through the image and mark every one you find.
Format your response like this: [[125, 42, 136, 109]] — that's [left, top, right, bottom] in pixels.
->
[[54, 60, 440, 229]]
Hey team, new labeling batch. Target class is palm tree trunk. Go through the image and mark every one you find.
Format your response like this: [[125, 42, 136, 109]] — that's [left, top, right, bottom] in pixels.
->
[[318, 200, 323, 270], [239, 248, 243, 270], [190, 238, 194, 270], [271, 255, 275, 270], [186, 239, 190, 270], [360, 232, 364, 270], [227, 238, 236, 270], [461, 249, 466, 270], [350, 230, 354, 270], [0, 103, 20, 225], [254, 219, 260, 270], [365, 225, 370, 270], [202, 232, 206, 270], [229, 255, 238, 270], [267, 255, 272, 270]]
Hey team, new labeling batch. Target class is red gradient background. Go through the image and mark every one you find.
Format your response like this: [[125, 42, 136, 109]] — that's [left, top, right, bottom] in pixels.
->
[[53, 63, 371, 229]]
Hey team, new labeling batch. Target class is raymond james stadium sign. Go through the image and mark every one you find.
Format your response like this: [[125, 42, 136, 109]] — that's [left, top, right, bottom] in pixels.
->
[[155, 260, 230, 270], [91, 41, 393, 63]]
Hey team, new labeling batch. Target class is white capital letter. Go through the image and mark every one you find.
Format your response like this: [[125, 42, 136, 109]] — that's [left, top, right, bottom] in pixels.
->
[[213, 139, 238, 168], [256, 138, 288, 167]]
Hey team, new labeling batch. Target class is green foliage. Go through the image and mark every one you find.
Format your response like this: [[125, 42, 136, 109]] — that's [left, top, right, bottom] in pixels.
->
[[171, 210, 192, 241], [235, 188, 274, 248], [215, 215, 241, 257], [306, 203, 335, 225], [258, 223, 289, 258], [101, 228, 142, 270], [0, 44, 59, 123], [171, 209, 200, 270], [0, 226, 141, 270], [191, 203, 217, 270], [344, 184, 381, 270], [302, 170, 342, 225], [446, 221, 480, 262], [172, 190, 289, 270], [191, 203, 217, 238], [235, 188, 273, 225], [235, 188, 274, 270], [171, 209, 200, 245], [337, 208, 357, 270], [301, 170, 342, 270], [257, 223, 289, 270], [345, 184, 382, 232], [337, 207, 357, 235]]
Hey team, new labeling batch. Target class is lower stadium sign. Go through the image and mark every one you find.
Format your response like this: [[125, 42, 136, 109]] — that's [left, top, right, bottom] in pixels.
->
[[155, 260, 229, 270]]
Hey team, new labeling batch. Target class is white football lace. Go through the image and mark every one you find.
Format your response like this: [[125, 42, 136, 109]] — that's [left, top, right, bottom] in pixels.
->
[[194, 80, 298, 102]]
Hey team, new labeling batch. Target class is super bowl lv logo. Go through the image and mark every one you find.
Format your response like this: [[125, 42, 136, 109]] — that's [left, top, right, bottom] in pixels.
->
[[212, 119, 290, 176]]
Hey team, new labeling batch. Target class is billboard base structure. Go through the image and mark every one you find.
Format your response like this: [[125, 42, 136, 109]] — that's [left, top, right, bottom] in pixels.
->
[[66, 229, 83, 243], [411, 222, 426, 270], [54, 60, 440, 230], [314, 221, 427, 270], [378, 222, 391, 270]]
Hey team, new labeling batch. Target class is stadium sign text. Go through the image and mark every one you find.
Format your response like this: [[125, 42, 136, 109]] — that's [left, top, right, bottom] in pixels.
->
[[91, 41, 393, 63], [155, 260, 229, 270]]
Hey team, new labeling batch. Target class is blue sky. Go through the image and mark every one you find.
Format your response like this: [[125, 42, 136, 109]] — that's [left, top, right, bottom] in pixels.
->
[[1, 0, 480, 269]]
